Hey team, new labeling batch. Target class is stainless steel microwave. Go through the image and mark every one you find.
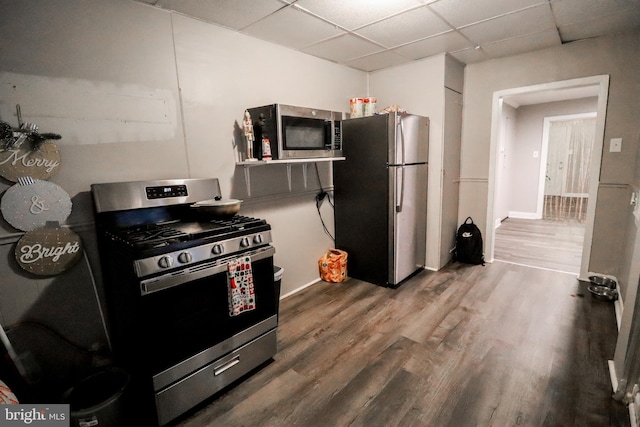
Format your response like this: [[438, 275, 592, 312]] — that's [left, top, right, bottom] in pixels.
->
[[247, 104, 343, 160]]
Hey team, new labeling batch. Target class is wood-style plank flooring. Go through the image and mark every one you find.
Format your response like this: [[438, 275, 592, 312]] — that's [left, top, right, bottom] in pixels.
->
[[494, 217, 585, 274], [175, 261, 627, 426]]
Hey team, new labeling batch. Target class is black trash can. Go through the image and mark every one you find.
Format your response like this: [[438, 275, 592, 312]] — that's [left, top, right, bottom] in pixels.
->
[[274, 266, 283, 317], [64, 367, 130, 427]]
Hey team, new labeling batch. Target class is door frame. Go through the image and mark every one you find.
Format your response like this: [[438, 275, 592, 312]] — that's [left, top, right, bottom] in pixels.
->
[[486, 75, 610, 280]]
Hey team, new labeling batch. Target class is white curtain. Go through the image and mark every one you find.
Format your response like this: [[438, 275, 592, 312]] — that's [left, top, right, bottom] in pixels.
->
[[544, 118, 596, 221]]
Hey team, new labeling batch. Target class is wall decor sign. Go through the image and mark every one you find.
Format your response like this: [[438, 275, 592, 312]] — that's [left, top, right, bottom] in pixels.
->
[[0, 177, 72, 232], [0, 118, 62, 182], [0, 140, 61, 182], [15, 224, 83, 275]]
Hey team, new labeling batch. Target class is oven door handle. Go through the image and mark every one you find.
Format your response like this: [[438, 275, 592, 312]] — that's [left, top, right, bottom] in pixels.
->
[[140, 246, 276, 296]]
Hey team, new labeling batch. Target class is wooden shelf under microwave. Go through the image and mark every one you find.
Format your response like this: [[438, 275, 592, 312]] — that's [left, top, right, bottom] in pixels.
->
[[236, 157, 345, 197]]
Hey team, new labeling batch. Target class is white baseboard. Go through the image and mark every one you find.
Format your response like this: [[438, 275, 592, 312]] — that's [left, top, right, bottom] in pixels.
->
[[280, 277, 322, 300], [508, 211, 541, 220], [608, 360, 636, 427]]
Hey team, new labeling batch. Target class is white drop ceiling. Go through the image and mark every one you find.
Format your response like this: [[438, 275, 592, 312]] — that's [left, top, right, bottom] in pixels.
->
[[133, 0, 640, 72]]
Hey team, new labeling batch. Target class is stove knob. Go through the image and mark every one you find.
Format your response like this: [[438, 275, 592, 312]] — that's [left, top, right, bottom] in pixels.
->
[[212, 244, 224, 255], [178, 252, 193, 264], [240, 237, 250, 248], [158, 256, 173, 269], [253, 234, 263, 244]]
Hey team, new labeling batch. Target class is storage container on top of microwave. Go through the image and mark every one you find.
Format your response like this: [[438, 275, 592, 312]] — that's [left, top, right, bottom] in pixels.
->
[[246, 104, 343, 160]]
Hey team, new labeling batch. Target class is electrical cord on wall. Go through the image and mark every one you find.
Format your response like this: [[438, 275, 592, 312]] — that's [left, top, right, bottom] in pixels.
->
[[315, 164, 335, 241]]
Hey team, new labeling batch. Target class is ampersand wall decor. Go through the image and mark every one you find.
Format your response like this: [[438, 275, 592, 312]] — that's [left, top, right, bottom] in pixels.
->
[[0, 176, 72, 232]]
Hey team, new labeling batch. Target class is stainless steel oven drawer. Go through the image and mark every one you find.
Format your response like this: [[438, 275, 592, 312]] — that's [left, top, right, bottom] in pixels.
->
[[155, 329, 277, 426]]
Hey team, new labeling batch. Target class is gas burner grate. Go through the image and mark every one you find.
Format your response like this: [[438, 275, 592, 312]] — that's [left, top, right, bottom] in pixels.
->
[[108, 224, 189, 249], [210, 215, 267, 230]]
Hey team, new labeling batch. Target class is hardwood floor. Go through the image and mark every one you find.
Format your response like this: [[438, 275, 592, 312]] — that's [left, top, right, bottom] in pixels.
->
[[174, 261, 628, 426], [494, 217, 585, 274]]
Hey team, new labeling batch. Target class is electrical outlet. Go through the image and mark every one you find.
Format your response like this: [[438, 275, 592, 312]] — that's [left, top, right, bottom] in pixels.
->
[[610, 138, 622, 152]]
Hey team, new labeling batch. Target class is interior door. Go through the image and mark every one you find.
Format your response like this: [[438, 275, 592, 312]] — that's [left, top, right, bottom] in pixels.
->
[[440, 88, 462, 267], [545, 123, 570, 197]]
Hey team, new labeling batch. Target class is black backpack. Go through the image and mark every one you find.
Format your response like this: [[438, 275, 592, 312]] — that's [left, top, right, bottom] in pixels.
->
[[454, 217, 485, 265]]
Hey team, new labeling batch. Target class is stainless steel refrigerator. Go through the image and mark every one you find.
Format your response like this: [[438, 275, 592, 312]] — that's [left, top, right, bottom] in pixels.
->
[[334, 112, 429, 287]]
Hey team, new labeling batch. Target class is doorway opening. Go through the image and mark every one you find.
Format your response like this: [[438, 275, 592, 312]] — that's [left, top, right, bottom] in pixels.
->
[[486, 76, 610, 280]]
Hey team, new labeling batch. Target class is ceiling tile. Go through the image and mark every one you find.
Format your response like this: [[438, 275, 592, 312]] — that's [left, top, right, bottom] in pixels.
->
[[345, 50, 412, 72], [355, 7, 452, 47], [242, 6, 344, 49], [301, 33, 384, 63], [449, 46, 489, 63], [428, 0, 546, 27], [558, 7, 640, 42], [394, 30, 474, 59], [294, 0, 425, 30], [480, 29, 561, 58], [155, 0, 286, 30], [133, 0, 639, 68], [551, 0, 640, 25], [459, 3, 555, 45]]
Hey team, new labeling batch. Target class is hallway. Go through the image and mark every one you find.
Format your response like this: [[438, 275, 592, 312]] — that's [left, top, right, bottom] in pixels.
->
[[494, 217, 585, 274]]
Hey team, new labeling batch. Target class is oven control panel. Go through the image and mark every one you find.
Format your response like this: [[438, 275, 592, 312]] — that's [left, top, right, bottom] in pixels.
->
[[146, 185, 188, 199], [133, 230, 273, 278]]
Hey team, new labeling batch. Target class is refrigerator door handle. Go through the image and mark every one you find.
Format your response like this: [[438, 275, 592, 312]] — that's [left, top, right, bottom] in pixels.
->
[[397, 114, 406, 165], [396, 165, 405, 212], [395, 115, 406, 212]]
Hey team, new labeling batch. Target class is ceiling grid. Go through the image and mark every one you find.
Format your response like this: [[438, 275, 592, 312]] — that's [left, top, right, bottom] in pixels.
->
[[135, 0, 640, 71]]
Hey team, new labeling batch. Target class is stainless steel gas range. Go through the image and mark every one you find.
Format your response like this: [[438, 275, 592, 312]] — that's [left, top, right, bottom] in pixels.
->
[[91, 178, 278, 426]]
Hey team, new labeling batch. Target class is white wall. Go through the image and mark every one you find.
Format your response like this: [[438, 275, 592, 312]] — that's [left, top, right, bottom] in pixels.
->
[[0, 0, 366, 309], [169, 13, 366, 296], [494, 102, 517, 224]]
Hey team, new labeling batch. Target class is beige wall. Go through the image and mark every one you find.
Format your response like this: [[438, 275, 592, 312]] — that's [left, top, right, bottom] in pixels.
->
[[460, 30, 640, 279], [369, 54, 446, 270], [505, 98, 598, 217], [369, 54, 465, 270]]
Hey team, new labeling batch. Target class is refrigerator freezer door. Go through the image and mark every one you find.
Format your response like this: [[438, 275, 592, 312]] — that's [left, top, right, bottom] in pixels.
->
[[389, 114, 429, 166], [335, 115, 391, 286], [389, 163, 427, 285]]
